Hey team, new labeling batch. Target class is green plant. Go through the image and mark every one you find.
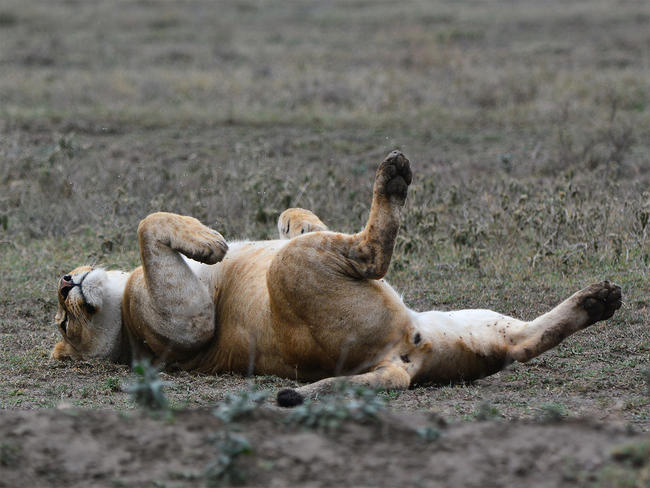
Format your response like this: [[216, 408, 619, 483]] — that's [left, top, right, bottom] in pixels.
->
[[213, 385, 268, 423], [0, 11, 17, 27], [286, 383, 385, 432], [379, 390, 400, 401], [204, 431, 253, 487], [611, 441, 650, 468], [536, 402, 568, 422], [103, 377, 121, 392], [203, 385, 267, 485], [0, 442, 20, 467], [123, 359, 169, 411], [473, 401, 501, 421], [416, 425, 442, 443], [585, 441, 650, 487]]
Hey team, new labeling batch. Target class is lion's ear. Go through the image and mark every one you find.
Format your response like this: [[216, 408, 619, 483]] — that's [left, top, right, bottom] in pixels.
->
[[51, 340, 75, 360]]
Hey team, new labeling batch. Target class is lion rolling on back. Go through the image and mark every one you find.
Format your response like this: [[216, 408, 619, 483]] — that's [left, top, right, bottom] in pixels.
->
[[51, 151, 622, 406]]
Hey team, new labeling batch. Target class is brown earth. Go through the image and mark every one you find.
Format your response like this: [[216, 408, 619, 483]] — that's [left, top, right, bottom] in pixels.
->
[[1, 408, 648, 488]]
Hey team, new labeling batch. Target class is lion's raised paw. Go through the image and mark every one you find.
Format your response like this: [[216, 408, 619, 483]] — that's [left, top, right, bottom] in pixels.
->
[[375, 150, 412, 204], [174, 226, 228, 265], [579, 281, 622, 325]]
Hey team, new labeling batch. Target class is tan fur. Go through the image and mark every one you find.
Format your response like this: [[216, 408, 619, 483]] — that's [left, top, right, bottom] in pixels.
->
[[51, 151, 622, 400], [277, 208, 328, 239]]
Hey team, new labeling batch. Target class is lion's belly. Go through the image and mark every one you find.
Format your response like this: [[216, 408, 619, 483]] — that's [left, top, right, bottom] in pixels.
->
[[188, 240, 298, 377], [186, 239, 412, 381]]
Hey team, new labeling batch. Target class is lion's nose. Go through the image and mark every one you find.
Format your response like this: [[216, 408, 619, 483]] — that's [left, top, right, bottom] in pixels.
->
[[60, 276, 75, 299]]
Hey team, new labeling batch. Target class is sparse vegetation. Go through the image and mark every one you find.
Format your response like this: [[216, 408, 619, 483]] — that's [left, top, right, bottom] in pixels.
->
[[212, 385, 268, 423], [204, 431, 253, 487], [0, 442, 20, 467], [286, 384, 386, 431], [611, 441, 650, 468], [473, 402, 502, 421], [416, 425, 443, 443], [123, 359, 169, 411], [103, 376, 121, 393], [205, 385, 268, 486], [0, 11, 17, 27], [579, 441, 650, 487], [536, 402, 569, 423]]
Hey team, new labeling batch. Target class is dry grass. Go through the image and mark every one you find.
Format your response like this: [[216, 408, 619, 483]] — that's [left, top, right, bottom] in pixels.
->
[[0, 0, 648, 432]]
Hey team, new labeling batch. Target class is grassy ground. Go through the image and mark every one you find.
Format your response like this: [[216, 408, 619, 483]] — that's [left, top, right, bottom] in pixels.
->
[[0, 0, 649, 479]]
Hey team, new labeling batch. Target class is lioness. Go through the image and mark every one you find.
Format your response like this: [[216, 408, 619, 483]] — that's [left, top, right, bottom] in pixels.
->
[[51, 151, 622, 406]]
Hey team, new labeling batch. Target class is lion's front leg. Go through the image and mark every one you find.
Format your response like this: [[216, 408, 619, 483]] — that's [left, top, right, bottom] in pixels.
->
[[122, 212, 227, 362]]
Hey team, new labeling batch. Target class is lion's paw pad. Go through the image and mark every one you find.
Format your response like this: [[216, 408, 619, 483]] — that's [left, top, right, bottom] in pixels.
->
[[581, 281, 622, 324], [376, 150, 412, 203]]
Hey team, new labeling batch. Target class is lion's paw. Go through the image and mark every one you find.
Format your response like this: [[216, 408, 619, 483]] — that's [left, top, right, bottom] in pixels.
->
[[277, 208, 328, 239], [153, 214, 228, 265], [176, 226, 228, 265], [375, 150, 412, 204], [276, 388, 304, 407], [579, 281, 622, 325], [140, 212, 228, 265]]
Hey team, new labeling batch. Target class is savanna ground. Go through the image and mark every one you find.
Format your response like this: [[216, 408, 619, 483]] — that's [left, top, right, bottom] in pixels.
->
[[0, 0, 649, 486]]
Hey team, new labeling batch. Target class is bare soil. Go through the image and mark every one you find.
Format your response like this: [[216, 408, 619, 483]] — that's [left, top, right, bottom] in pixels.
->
[[1, 408, 648, 488]]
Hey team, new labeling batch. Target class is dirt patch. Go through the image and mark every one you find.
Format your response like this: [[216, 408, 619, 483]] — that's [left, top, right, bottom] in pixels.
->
[[0, 408, 647, 487]]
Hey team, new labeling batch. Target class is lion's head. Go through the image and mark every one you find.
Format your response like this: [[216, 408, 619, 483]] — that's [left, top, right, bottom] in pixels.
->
[[51, 266, 128, 361]]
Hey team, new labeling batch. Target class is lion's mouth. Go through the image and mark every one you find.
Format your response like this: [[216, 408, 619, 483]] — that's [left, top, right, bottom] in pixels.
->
[[59, 272, 89, 300], [60, 276, 75, 299]]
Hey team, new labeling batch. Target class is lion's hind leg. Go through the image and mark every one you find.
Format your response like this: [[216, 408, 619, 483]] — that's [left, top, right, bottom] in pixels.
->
[[508, 281, 622, 362], [277, 361, 411, 407], [409, 281, 623, 384]]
